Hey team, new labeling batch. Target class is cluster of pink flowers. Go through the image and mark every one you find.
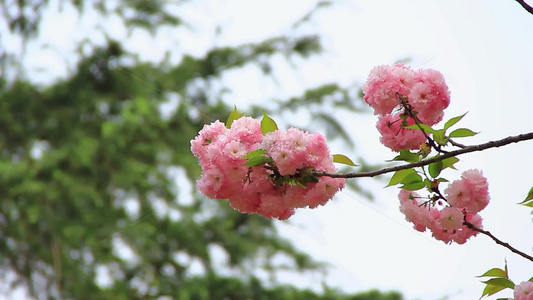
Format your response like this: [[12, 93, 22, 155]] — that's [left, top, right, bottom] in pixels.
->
[[190, 117, 345, 220], [363, 64, 451, 151], [514, 281, 533, 300], [399, 169, 489, 244]]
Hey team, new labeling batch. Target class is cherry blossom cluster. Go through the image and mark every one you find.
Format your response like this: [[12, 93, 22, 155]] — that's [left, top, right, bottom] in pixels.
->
[[190, 116, 345, 220], [399, 169, 490, 244], [363, 63, 451, 151]]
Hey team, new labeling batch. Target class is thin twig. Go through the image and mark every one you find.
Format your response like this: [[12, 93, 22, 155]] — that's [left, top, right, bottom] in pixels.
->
[[464, 221, 533, 262], [316, 131, 533, 178], [515, 0, 533, 15], [448, 138, 467, 148]]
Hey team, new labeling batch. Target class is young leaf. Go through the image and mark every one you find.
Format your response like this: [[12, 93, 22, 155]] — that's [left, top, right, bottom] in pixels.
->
[[387, 168, 417, 187], [332, 154, 358, 166], [405, 123, 435, 133], [444, 113, 467, 130], [433, 129, 448, 145], [401, 181, 426, 191], [261, 112, 278, 134], [449, 128, 478, 138], [243, 149, 266, 159], [481, 278, 515, 289], [520, 200, 533, 207], [441, 156, 459, 170], [429, 159, 443, 178], [245, 156, 273, 167], [480, 283, 509, 299], [477, 268, 507, 278], [519, 186, 533, 203], [401, 172, 423, 185], [226, 106, 244, 128], [388, 149, 419, 163]]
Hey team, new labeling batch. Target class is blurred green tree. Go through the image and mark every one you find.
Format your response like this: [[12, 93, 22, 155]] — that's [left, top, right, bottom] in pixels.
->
[[0, 0, 401, 299]]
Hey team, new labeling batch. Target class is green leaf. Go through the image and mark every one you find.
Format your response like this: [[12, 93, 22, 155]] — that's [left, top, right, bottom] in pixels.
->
[[261, 112, 278, 134], [520, 200, 533, 207], [388, 149, 419, 163], [481, 278, 515, 289], [428, 159, 443, 178], [441, 156, 459, 170], [449, 128, 478, 138], [245, 156, 273, 167], [243, 149, 266, 159], [401, 181, 426, 191], [444, 113, 467, 130], [519, 186, 533, 204], [401, 172, 423, 185], [226, 106, 244, 128], [477, 268, 507, 278], [387, 168, 417, 187], [433, 129, 448, 145], [332, 154, 358, 166], [480, 283, 508, 299], [405, 123, 435, 133]]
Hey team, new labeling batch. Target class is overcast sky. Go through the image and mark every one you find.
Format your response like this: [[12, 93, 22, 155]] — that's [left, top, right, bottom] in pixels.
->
[[5, 0, 533, 299]]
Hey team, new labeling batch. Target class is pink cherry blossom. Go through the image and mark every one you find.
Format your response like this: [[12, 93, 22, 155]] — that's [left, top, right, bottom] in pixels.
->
[[514, 281, 533, 300], [363, 64, 415, 115], [257, 194, 295, 220], [398, 188, 483, 244], [445, 169, 490, 214], [190, 120, 228, 164], [376, 113, 427, 151], [438, 207, 464, 230], [304, 177, 345, 208], [408, 69, 450, 125]]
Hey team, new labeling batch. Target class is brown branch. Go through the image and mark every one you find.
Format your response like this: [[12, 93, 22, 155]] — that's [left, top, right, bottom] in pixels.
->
[[515, 0, 533, 15], [464, 221, 533, 262], [316, 131, 533, 179]]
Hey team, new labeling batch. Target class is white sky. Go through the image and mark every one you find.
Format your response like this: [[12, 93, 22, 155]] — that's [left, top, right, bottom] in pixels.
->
[[3, 0, 533, 299]]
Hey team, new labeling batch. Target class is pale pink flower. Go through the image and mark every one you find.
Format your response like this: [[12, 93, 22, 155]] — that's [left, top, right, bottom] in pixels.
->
[[438, 207, 464, 230], [363, 64, 415, 115], [227, 191, 261, 213], [376, 113, 427, 151], [445, 169, 490, 214], [408, 69, 450, 125], [228, 116, 263, 145], [190, 120, 227, 158], [514, 281, 533, 300], [304, 177, 345, 208], [257, 194, 295, 220], [196, 168, 224, 199]]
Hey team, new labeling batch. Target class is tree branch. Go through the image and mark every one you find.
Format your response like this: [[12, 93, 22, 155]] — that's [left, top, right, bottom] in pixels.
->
[[515, 0, 533, 15], [316, 131, 533, 179], [464, 221, 533, 262]]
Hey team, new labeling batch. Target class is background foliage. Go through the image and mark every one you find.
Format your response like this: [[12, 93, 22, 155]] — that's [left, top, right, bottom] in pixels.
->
[[0, 0, 401, 299]]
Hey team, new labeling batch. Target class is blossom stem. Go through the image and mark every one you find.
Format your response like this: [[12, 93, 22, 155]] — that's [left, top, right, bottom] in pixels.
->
[[316, 131, 533, 179], [464, 221, 533, 262]]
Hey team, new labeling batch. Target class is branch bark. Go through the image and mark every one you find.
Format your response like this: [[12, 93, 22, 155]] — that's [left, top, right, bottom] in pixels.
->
[[316, 131, 533, 179], [515, 0, 533, 15], [465, 221, 533, 262]]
